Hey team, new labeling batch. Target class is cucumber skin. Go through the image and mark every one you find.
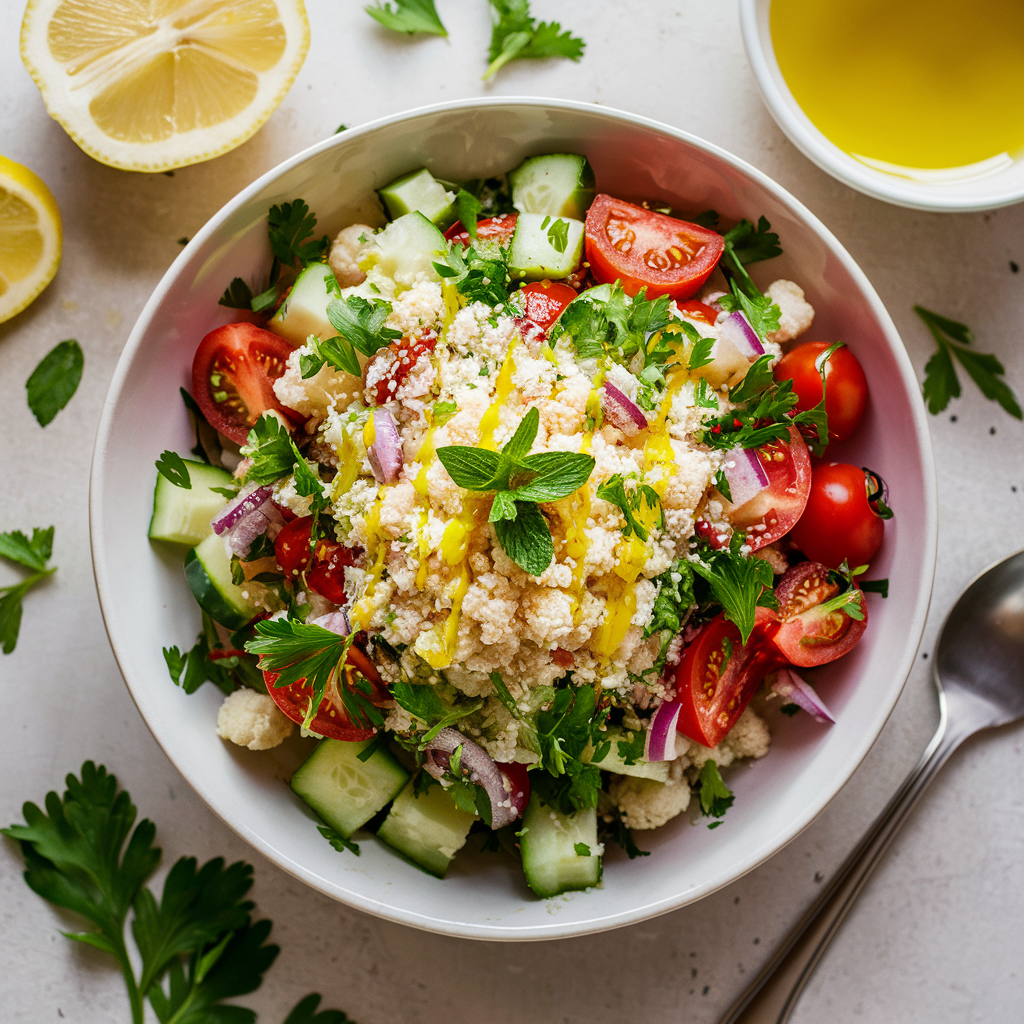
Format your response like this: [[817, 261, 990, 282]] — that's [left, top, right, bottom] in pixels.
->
[[148, 460, 232, 547], [377, 777, 476, 878], [183, 534, 259, 630], [291, 738, 409, 839], [508, 154, 596, 220], [519, 796, 602, 898]]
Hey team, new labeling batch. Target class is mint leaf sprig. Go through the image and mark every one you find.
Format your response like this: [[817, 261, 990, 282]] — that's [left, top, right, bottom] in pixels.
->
[[2, 761, 354, 1024], [436, 407, 595, 575], [0, 525, 56, 654], [300, 294, 402, 379], [484, 0, 585, 80], [915, 305, 1022, 419], [26, 339, 84, 427], [365, 0, 447, 35]]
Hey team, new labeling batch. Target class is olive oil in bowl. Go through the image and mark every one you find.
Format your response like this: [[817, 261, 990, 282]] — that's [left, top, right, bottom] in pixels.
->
[[771, 0, 1024, 176]]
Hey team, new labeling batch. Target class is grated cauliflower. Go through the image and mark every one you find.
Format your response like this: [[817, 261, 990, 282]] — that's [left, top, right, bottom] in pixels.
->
[[216, 690, 294, 750]]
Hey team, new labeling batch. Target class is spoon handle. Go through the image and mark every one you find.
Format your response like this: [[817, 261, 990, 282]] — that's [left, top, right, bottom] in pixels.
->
[[721, 703, 971, 1024]]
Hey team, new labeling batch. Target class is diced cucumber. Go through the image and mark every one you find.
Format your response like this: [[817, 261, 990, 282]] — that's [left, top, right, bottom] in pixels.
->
[[379, 168, 456, 229], [183, 533, 261, 630], [269, 262, 337, 345], [588, 728, 670, 782], [149, 460, 232, 547], [291, 738, 409, 838], [509, 153, 596, 220], [508, 213, 585, 281], [520, 796, 602, 898], [377, 776, 476, 878], [358, 212, 447, 291]]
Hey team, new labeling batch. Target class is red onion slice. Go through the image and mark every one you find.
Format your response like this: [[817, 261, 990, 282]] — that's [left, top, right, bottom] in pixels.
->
[[310, 610, 351, 634], [600, 383, 648, 436], [771, 668, 835, 724], [719, 310, 764, 360], [211, 485, 273, 535], [221, 497, 285, 557], [644, 701, 681, 761], [721, 446, 770, 507], [422, 727, 521, 829], [367, 408, 403, 484]]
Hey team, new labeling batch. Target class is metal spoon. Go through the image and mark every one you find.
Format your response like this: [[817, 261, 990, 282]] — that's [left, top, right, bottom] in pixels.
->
[[722, 548, 1024, 1024]]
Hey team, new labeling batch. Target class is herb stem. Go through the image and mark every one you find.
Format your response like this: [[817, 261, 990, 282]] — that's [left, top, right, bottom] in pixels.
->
[[111, 933, 145, 1024]]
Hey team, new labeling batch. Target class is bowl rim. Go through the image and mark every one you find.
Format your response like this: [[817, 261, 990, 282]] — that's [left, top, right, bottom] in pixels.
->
[[90, 95, 938, 940], [738, 0, 1024, 213]]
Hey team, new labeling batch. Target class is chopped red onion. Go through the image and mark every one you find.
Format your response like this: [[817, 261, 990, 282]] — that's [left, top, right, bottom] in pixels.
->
[[721, 446, 770, 507], [771, 668, 835, 724], [422, 727, 520, 829], [644, 701, 681, 761], [719, 310, 764, 360], [600, 383, 648, 435], [310, 610, 350, 635], [366, 408, 403, 484], [211, 485, 273, 534]]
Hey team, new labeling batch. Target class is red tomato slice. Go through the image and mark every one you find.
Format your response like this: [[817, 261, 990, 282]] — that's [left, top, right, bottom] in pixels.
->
[[676, 298, 720, 327], [192, 323, 302, 444], [511, 280, 578, 337], [674, 609, 782, 747], [584, 195, 724, 299], [728, 426, 812, 551], [364, 330, 437, 406], [773, 342, 868, 442], [496, 761, 531, 819], [789, 463, 886, 569], [262, 646, 386, 741], [769, 561, 867, 668], [444, 213, 518, 248], [306, 539, 358, 605]]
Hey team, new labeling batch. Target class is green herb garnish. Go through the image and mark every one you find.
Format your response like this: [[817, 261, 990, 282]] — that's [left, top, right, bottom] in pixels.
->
[[26, 339, 84, 427], [0, 525, 56, 654], [595, 473, 662, 541], [697, 759, 734, 823], [484, 0, 585, 79], [155, 450, 191, 489], [365, 0, 447, 35]]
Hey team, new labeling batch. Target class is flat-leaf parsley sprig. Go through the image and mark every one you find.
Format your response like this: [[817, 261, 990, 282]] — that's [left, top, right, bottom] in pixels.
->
[[915, 305, 1022, 419], [0, 525, 56, 655], [245, 618, 384, 731], [365, 0, 447, 35], [436, 406, 595, 576], [485, 0, 585, 80], [2, 761, 355, 1024]]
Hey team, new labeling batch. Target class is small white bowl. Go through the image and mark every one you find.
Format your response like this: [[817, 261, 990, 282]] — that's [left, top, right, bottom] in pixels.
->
[[740, 0, 1024, 212], [90, 97, 937, 939]]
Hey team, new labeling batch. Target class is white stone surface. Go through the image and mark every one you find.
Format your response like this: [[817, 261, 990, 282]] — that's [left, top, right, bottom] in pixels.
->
[[2, 1, 1023, 1022]]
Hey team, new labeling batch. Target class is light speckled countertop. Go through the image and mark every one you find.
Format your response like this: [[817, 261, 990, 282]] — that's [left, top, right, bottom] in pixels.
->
[[2, 2, 1023, 1021]]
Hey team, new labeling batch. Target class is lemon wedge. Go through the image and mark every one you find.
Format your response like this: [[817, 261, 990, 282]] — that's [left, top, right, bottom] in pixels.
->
[[20, 0, 310, 173], [0, 155, 62, 325]]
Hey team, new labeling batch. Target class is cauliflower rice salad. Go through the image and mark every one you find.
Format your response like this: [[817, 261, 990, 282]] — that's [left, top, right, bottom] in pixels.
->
[[152, 154, 890, 896]]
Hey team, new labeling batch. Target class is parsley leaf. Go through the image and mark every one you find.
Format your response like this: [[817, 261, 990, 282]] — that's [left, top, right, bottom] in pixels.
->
[[433, 243, 511, 307], [573, 842, 591, 857], [25, 339, 84, 427], [595, 474, 662, 541], [432, 399, 458, 426], [218, 277, 255, 310], [317, 824, 360, 857], [164, 612, 264, 696], [245, 618, 383, 731], [691, 546, 777, 643], [0, 525, 56, 654], [603, 815, 650, 859], [155, 451, 191, 489], [721, 216, 781, 287], [697, 759, 734, 820], [484, 0, 585, 80], [546, 216, 570, 253], [284, 993, 358, 1024], [389, 680, 482, 741], [241, 414, 296, 485], [915, 305, 1022, 419], [365, 0, 446, 34], [454, 188, 482, 239], [860, 578, 889, 597], [179, 388, 222, 466], [267, 199, 328, 267], [645, 559, 696, 641], [718, 280, 781, 339], [326, 294, 402, 359]]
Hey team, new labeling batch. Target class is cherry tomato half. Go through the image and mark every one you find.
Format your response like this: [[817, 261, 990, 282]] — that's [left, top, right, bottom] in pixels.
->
[[511, 280, 578, 337], [728, 426, 812, 551], [584, 194, 724, 300], [674, 609, 782, 748], [191, 323, 302, 444], [364, 330, 438, 406], [274, 516, 314, 576], [773, 342, 868, 442], [789, 463, 888, 569], [768, 561, 868, 668], [274, 515, 359, 603], [496, 761, 531, 820], [262, 646, 386, 742], [444, 213, 518, 248], [676, 298, 720, 327]]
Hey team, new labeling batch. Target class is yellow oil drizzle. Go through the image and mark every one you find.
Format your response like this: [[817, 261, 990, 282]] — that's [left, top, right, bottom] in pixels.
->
[[330, 433, 360, 500], [478, 340, 518, 450], [349, 497, 387, 631], [412, 423, 438, 497]]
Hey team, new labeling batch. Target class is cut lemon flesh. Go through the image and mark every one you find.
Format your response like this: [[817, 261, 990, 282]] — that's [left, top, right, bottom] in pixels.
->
[[20, 0, 310, 172], [0, 154, 62, 324]]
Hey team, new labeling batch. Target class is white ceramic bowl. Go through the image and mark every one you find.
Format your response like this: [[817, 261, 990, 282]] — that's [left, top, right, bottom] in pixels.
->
[[740, 0, 1024, 212], [90, 97, 937, 940]]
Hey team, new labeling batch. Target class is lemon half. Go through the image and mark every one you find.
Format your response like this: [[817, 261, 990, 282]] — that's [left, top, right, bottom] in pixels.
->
[[20, 0, 310, 173], [0, 155, 62, 324]]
